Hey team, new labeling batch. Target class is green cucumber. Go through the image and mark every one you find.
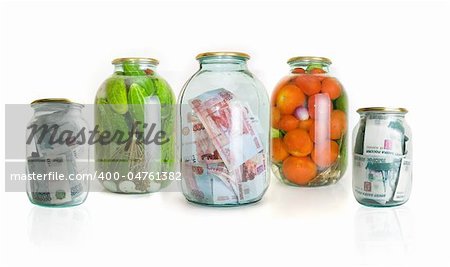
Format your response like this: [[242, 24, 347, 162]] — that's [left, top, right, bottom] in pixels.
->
[[105, 77, 128, 114], [95, 98, 130, 160], [339, 134, 348, 176], [128, 83, 146, 133], [123, 62, 146, 76], [135, 76, 156, 96], [271, 128, 281, 138], [306, 63, 325, 72], [123, 62, 156, 96], [334, 89, 348, 112], [153, 77, 174, 105]]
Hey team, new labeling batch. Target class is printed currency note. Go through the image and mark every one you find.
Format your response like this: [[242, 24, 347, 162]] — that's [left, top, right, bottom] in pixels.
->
[[363, 114, 406, 157], [189, 88, 263, 170]]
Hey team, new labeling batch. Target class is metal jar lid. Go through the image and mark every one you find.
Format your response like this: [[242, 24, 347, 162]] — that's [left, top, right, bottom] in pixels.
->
[[357, 107, 408, 114], [195, 52, 250, 60], [287, 56, 332, 65], [111, 57, 159, 65], [31, 98, 73, 105], [30, 98, 83, 107]]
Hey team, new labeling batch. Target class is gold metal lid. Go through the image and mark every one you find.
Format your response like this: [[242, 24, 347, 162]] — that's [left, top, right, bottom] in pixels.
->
[[287, 56, 332, 65], [357, 107, 408, 114], [30, 98, 83, 109], [196, 52, 250, 60], [31, 98, 73, 105], [112, 57, 159, 65]]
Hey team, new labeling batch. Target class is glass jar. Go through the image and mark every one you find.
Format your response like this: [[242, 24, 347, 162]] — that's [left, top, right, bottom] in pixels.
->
[[178, 52, 270, 206], [271, 57, 348, 186], [94, 58, 175, 193], [26, 98, 89, 207], [352, 107, 412, 207]]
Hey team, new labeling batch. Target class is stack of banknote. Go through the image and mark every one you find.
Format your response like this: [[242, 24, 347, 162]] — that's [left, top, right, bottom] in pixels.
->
[[353, 113, 412, 205], [181, 88, 267, 205], [27, 110, 86, 205]]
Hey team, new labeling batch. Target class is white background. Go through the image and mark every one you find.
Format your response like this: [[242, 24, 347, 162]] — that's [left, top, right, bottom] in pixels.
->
[[1, 0, 449, 266]]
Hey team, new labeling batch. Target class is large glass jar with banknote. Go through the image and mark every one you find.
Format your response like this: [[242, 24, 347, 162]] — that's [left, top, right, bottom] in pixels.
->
[[178, 52, 270, 206], [353, 107, 412, 207], [271, 57, 348, 186], [95, 58, 175, 193], [26, 98, 89, 207]]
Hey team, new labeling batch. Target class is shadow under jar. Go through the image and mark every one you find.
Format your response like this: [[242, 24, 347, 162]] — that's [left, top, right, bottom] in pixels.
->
[[271, 56, 348, 187], [178, 52, 270, 206], [94, 57, 176, 193]]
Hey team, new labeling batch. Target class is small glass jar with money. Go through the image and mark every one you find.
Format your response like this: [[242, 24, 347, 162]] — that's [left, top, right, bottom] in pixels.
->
[[178, 52, 270, 206], [352, 107, 412, 207], [26, 98, 89, 207]]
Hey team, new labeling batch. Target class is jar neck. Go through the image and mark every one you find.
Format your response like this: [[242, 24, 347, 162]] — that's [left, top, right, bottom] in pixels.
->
[[32, 103, 83, 115], [359, 112, 406, 119], [198, 56, 248, 71], [288, 61, 331, 72], [114, 62, 157, 75]]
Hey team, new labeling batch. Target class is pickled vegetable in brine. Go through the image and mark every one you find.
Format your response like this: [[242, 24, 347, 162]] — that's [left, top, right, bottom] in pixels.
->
[[271, 57, 348, 187], [95, 58, 175, 193]]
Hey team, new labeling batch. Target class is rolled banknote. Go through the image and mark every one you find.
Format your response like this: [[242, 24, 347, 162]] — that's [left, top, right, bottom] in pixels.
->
[[353, 154, 404, 205], [182, 153, 267, 205], [181, 88, 267, 205], [181, 112, 223, 164], [182, 162, 239, 205], [209, 152, 267, 203], [363, 113, 407, 157], [27, 151, 83, 205], [189, 88, 263, 170]]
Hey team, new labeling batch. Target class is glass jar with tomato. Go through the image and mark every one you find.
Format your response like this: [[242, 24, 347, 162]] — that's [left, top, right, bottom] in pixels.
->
[[271, 57, 348, 186]]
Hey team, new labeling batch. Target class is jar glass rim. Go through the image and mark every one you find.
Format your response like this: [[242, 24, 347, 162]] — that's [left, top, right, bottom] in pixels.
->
[[112, 57, 159, 65], [196, 52, 250, 61], [287, 56, 332, 65], [357, 107, 408, 114]]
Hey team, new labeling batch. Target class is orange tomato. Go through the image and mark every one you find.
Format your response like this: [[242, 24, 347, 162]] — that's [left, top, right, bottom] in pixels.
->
[[271, 77, 292, 106], [294, 75, 321, 96], [272, 138, 289, 163], [307, 93, 333, 119], [275, 84, 305, 115], [278, 115, 300, 131], [282, 156, 317, 185], [271, 107, 281, 128], [330, 110, 347, 140], [298, 118, 313, 130], [321, 77, 342, 100], [283, 129, 313, 157], [311, 140, 339, 168], [309, 68, 327, 81], [309, 68, 326, 74], [292, 68, 306, 74]]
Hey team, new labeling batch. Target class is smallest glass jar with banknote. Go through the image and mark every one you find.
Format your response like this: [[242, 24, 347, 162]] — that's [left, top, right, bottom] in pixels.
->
[[352, 107, 412, 207], [26, 98, 89, 207], [178, 52, 270, 206]]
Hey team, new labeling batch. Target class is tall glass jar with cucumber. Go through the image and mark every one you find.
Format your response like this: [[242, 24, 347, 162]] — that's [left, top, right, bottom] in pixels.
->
[[271, 57, 348, 186], [95, 58, 175, 193]]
